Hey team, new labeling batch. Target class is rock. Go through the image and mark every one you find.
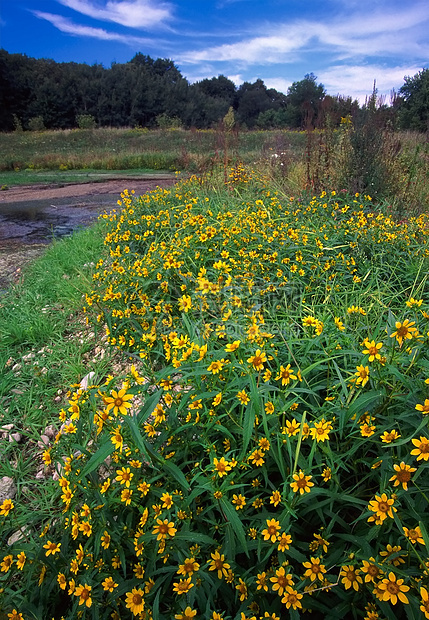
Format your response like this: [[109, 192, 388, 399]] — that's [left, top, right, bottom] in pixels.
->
[[0, 477, 16, 503], [43, 425, 56, 439], [12, 363, 22, 372], [80, 371, 96, 389], [8, 526, 30, 546], [22, 352, 35, 362], [38, 435, 50, 447], [7, 527, 30, 547], [93, 346, 106, 360], [0, 424, 14, 432], [9, 433, 22, 443]]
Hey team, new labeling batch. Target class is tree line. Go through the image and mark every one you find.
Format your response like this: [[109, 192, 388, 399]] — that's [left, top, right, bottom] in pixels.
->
[[0, 49, 427, 132]]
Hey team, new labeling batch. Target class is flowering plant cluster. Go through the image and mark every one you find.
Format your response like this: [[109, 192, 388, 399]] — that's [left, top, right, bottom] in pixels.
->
[[1, 168, 429, 619]]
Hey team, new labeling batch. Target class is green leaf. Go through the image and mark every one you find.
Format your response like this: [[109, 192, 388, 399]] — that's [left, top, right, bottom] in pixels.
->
[[331, 358, 348, 399], [174, 530, 216, 546], [80, 440, 115, 479], [219, 497, 249, 556], [136, 387, 163, 424], [339, 389, 384, 435], [124, 413, 162, 467], [286, 545, 307, 563], [162, 458, 191, 492], [239, 400, 255, 461]]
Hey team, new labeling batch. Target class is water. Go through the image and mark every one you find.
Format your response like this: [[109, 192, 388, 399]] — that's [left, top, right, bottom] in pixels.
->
[[0, 194, 116, 245], [0, 176, 176, 290], [0, 193, 117, 290]]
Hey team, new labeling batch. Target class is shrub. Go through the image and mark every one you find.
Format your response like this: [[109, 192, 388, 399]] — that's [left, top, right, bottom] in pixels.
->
[[13, 114, 23, 133], [156, 114, 183, 130], [27, 116, 46, 132], [1, 170, 429, 619], [77, 114, 97, 130]]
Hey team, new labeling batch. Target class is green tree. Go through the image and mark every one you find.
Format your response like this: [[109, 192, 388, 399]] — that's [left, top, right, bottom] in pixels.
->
[[236, 79, 284, 128], [286, 73, 326, 128], [189, 76, 237, 128], [398, 68, 429, 131], [195, 75, 236, 105]]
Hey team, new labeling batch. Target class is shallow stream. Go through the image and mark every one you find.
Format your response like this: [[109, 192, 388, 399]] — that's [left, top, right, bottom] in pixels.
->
[[0, 176, 175, 290], [0, 195, 116, 290]]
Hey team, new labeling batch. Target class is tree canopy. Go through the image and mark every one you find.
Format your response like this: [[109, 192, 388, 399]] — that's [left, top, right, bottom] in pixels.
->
[[0, 50, 425, 132], [398, 68, 429, 131]]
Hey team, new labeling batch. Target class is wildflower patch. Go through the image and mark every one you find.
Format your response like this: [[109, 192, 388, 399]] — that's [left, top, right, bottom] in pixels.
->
[[1, 171, 429, 619]]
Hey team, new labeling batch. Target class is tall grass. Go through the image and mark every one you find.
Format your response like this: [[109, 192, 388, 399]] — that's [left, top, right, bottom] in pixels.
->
[[1, 126, 427, 213], [0, 127, 306, 173]]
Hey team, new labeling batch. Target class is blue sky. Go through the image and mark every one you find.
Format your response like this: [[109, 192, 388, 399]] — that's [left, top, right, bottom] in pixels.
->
[[1, 0, 428, 102]]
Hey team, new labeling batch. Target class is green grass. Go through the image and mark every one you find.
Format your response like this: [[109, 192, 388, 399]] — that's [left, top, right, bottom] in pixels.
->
[[0, 222, 126, 620], [0, 221, 112, 418], [1, 126, 427, 214], [0, 127, 307, 174]]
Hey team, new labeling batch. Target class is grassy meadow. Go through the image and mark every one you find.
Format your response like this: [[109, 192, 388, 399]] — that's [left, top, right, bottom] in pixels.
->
[[0, 125, 427, 214], [0, 126, 429, 619], [0, 127, 305, 184]]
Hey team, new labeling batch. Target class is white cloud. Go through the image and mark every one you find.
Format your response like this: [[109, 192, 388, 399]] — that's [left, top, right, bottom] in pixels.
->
[[57, 0, 173, 30], [33, 11, 155, 44], [226, 74, 244, 86], [316, 4, 429, 58], [319, 64, 424, 102], [263, 77, 292, 95], [179, 27, 312, 65], [184, 70, 244, 88], [178, 3, 428, 67]]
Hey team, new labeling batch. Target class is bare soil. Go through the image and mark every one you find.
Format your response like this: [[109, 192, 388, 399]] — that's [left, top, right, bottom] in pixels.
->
[[0, 176, 175, 204]]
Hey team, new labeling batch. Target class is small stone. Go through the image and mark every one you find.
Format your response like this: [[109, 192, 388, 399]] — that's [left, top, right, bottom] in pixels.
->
[[8, 526, 30, 546], [43, 425, 56, 439], [0, 424, 14, 432], [80, 372, 96, 389], [0, 477, 17, 503], [22, 352, 35, 362], [12, 363, 22, 372], [35, 470, 45, 480], [9, 433, 22, 443], [39, 435, 50, 446]]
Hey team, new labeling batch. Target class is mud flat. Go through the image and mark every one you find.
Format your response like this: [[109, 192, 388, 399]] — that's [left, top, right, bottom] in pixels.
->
[[0, 176, 176, 290]]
